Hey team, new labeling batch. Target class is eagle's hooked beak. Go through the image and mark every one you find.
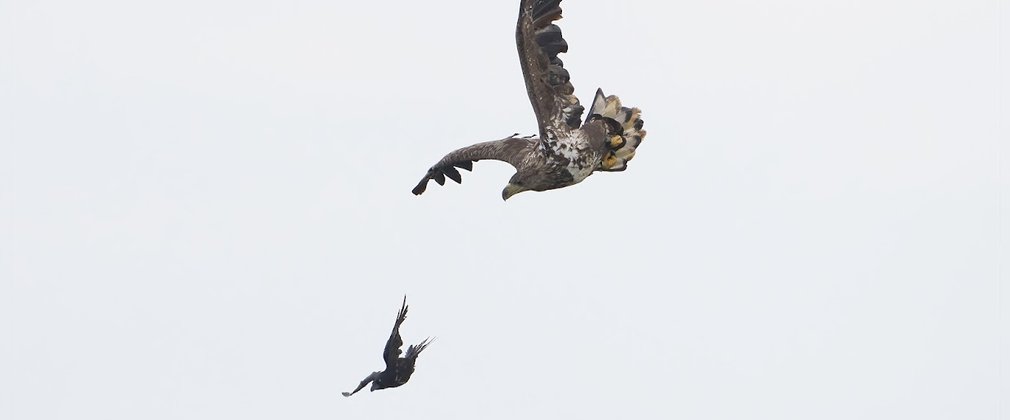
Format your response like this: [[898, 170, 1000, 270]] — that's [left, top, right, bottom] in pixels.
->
[[502, 183, 525, 201]]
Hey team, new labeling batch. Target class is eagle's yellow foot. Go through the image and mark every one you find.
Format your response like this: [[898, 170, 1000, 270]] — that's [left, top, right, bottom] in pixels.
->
[[608, 135, 626, 150], [601, 152, 622, 170]]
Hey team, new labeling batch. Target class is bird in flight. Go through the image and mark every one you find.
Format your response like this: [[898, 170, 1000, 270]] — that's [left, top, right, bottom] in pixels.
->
[[342, 297, 434, 397], [413, 0, 646, 200]]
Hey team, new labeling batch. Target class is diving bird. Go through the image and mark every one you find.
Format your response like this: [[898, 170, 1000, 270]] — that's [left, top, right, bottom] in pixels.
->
[[412, 0, 646, 200], [342, 297, 433, 397]]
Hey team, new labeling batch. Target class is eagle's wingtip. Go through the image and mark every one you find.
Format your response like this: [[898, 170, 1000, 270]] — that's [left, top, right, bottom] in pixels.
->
[[412, 180, 428, 195]]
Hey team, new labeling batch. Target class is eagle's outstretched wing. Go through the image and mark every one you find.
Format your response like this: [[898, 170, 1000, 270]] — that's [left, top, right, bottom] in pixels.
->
[[516, 0, 584, 139], [412, 137, 533, 195], [382, 296, 408, 369]]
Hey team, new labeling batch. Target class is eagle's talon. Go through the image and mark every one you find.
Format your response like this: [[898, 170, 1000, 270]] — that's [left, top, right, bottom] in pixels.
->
[[608, 135, 626, 150]]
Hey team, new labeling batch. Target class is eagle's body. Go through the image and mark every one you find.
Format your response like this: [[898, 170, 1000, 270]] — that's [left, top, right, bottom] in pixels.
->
[[412, 0, 646, 200], [342, 297, 433, 397]]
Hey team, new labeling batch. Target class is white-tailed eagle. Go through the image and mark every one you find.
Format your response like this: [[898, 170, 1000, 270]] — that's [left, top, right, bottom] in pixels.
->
[[342, 297, 433, 397], [412, 0, 646, 200]]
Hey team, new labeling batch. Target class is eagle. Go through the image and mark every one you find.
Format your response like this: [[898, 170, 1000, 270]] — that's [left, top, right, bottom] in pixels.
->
[[342, 297, 434, 397], [412, 0, 646, 200]]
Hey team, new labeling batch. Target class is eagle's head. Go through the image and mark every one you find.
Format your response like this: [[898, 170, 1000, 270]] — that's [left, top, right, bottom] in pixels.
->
[[502, 173, 533, 200], [502, 183, 527, 200]]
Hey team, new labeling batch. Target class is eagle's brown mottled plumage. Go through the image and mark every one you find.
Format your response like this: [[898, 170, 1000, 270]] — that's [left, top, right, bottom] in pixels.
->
[[412, 0, 646, 200]]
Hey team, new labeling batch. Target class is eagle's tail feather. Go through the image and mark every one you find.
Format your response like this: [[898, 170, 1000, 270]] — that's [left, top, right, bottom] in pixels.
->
[[587, 88, 645, 172]]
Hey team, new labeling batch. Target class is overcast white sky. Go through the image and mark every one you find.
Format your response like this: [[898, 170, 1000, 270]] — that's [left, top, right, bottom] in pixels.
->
[[1, 0, 1006, 419]]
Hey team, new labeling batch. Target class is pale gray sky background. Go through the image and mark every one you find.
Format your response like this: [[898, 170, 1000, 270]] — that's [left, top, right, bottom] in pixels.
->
[[0, 0, 1006, 419]]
